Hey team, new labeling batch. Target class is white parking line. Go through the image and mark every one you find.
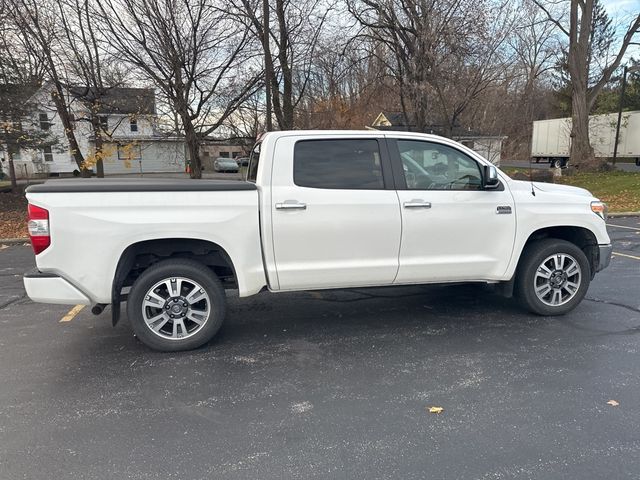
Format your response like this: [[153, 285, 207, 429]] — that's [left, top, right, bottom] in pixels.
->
[[607, 223, 640, 231], [613, 252, 640, 261]]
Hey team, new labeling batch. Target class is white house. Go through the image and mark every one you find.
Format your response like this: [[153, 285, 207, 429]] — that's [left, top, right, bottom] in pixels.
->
[[2, 83, 186, 178]]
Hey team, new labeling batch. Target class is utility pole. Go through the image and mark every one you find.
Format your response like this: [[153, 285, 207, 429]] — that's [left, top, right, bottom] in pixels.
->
[[613, 64, 640, 165], [612, 66, 627, 166]]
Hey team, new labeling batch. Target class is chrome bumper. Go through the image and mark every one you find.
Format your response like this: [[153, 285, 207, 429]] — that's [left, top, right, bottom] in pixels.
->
[[596, 244, 613, 272]]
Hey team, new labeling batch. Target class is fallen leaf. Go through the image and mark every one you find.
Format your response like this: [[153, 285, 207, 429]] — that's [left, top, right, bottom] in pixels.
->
[[427, 406, 444, 414], [607, 400, 619, 406]]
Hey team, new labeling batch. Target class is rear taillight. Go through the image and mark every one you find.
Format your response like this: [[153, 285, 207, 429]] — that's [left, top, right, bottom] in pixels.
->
[[27, 204, 50, 255]]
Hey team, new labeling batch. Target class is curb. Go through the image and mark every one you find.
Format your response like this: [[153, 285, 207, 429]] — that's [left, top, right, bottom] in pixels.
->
[[608, 212, 640, 218], [0, 238, 29, 245]]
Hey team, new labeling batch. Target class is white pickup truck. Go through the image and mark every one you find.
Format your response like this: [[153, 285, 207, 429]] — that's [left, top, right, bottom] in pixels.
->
[[24, 130, 612, 351]]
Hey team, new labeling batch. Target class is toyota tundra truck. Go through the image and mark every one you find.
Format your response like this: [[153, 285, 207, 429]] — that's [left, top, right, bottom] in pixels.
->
[[23, 130, 612, 351]]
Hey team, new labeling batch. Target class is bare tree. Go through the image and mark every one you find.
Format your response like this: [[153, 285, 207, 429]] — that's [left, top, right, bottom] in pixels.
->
[[98, 0, 261, 178], [0, 4, 45, 85], [504, 0, 560, 156], [235, 0, 331, 130], [297, 29, 397, 129], [6, 0, 88, 172], [54, 0, 129, 177], [535, 0, 640, 169], [429, 2, 515, 137], [348, 0, 513, 136]]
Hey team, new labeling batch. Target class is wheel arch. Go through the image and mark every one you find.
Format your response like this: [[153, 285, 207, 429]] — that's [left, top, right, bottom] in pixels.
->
[[111, 238, 238, 326], [517, 225, 599, 278]]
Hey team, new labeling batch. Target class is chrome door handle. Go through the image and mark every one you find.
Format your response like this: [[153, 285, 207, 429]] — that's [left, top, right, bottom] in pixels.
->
[[403, 200, 431, 209], [275, 202, 307, 210]]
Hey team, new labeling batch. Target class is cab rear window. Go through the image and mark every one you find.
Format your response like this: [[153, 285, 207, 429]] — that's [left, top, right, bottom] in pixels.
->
[[246, 142, 261, 183], [293, 139, 384, 189]]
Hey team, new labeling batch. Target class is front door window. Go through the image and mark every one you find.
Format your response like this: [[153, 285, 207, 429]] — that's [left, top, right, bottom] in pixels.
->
[[397, 140, 482, 190]]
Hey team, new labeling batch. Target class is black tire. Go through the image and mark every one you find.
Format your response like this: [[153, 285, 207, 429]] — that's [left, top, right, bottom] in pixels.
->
[[126, 258, 226, 351], [515, 239, 590, 316], [552, 158, 562, 168]]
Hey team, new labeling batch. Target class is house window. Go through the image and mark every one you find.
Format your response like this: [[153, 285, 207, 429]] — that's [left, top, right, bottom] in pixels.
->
[[99, 116, 108, 131], [130, 118, 138, 132], [42, 146, 53, 162], [219, 151, 230, 158], [117, 144, 142, 160], [39, 113, 50, 130]]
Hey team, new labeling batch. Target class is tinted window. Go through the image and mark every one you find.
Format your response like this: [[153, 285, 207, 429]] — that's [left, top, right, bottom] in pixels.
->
[[397, 140, 482, 190], [294, 139, 384, 189], [246, 142, 261, 182]]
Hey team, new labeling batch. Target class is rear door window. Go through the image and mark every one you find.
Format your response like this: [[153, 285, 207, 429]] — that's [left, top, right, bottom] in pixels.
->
[[294, 139, 385, 189]]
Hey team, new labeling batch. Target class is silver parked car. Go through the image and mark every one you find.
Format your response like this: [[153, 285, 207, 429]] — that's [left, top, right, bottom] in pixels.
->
[[213, 157, 239, 173]]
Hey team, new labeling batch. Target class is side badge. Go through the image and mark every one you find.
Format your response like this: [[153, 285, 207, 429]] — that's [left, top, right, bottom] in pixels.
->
[[496, 205, 512, 215]]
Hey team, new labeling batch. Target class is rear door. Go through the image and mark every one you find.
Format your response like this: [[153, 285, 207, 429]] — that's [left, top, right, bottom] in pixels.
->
[[389, 137, 516, 283], [270, 135, 401, 290]]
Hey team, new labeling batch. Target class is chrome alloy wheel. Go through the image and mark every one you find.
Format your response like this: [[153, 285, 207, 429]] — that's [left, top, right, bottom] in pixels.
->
[[534, 253, 582, 307], [141, 277, 210, 340]]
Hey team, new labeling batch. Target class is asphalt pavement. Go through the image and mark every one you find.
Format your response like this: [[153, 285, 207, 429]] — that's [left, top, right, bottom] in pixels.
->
[[0, 218, 639, 479]]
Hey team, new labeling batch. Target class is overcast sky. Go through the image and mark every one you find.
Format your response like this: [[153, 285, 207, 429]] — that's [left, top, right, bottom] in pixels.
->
[[601, 0, 640, 60]]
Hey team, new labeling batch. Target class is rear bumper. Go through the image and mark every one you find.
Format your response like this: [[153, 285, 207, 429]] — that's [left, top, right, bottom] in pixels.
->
[[596, 244, 613, 272], [23, 270, 91, 305]]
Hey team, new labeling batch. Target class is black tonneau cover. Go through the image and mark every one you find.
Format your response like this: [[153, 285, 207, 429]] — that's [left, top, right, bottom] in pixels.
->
[[26, 178, 257, 193]]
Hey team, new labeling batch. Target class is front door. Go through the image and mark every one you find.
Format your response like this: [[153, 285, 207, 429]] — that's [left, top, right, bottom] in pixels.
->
[[390, 138, 516, 283], [271, 136, 401, 290]]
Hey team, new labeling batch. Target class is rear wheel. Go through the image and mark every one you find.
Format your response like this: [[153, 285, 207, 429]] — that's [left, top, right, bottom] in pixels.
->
[[515, 239, 590, 316], [127, 258, 226, 351]]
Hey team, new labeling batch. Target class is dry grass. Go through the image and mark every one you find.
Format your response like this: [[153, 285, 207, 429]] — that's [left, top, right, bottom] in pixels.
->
[[0, 191, 28, 239]]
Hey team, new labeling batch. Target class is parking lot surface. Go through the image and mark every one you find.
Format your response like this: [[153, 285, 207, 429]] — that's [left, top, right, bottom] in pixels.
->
[[1, 218, 639, 479]]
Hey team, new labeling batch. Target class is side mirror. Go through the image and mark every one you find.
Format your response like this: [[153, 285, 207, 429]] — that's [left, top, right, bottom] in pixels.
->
[[483, 165, 500, 189]]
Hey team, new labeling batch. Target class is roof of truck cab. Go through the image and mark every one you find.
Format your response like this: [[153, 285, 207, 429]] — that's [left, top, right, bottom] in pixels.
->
[[261, 130, 463, 144], [263, 130, 448, 138]]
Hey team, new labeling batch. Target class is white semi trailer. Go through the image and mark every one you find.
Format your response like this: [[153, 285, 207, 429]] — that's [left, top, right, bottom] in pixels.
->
[[531, 111, 640, 168]]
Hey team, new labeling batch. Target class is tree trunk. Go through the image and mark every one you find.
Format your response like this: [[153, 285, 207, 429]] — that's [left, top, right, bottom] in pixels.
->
[[569, 83, 598, 169], [275, 0, 294, 130], [90, 114, 105, 178], [50, 88, 86, 171], [7, 149, 18, 192], [183, 117, 201, 179], [566, 0, 601, 171], [263, 0, 272, 131]]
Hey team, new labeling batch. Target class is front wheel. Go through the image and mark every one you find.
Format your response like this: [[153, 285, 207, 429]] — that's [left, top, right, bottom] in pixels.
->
[[515, 239, 590, 316], [126, 258, 226, 351]]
